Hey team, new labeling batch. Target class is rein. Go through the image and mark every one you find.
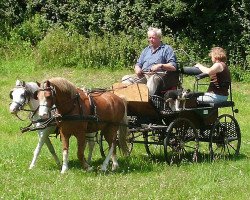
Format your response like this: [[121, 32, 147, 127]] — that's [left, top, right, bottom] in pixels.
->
[[54, 114, 128, 127], [35, 83, 130, 130], [19, 106, 45, 133], [53, 92, 99, 123], [20, 117, 56, 133], [15, 106, 38, 122]]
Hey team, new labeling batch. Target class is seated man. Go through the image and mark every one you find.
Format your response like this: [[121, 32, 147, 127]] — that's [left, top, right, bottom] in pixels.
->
[[122, 27, 179, 96]]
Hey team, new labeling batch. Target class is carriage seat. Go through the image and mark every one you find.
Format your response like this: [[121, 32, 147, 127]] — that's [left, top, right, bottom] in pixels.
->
[[197, 101, 234, 108], [182, 92, 234, 109]]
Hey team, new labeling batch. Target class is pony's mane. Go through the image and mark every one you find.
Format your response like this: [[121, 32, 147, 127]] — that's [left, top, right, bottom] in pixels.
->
[[25, 82, 39, 93], [46, 77, 77, 97], [12, 81, 38, 95]]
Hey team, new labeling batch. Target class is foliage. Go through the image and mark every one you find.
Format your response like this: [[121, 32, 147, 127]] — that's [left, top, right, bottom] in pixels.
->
[[35, 28, 147, 69], [35, 26, 80, 68], [0, 0, 250, 80], [0, 0, 27, 38], [12, 14, 50, 46], [230, 0, 250, 69]]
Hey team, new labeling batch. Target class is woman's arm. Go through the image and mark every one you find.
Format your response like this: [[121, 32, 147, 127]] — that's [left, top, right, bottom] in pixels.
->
[[195, 63, 224, 75]]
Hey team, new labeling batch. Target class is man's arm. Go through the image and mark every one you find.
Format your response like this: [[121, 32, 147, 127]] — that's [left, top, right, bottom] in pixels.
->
[[151, 46, 177, 72]]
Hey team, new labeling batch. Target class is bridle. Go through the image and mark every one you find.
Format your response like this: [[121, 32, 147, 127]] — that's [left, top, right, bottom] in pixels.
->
[[10, 86, 37, 121], [38, 84, 80, 116], [37, 85, 57, 116], [10, 86, 33, 112]]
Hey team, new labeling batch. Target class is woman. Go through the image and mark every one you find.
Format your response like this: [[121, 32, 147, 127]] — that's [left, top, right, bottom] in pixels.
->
[[195, 47, 231, 103]]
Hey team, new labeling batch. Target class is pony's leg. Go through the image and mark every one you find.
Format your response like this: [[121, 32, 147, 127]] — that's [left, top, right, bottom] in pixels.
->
[[110, 133, 119, 171], [111, 142, 119, 171], [85, 132, 96, 163], [29, 130, 46, 169], [77, 133, 92, 171], [44, 137, 61, 167], [101, 130, 118, 171], [61, 135, 70, 174], [101, 143, 114, 171]]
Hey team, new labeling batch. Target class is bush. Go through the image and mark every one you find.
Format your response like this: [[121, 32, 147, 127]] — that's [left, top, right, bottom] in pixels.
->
[[14, 14, 50, 46], [35, 26, 81, 68], [35, 29, 147, 69]]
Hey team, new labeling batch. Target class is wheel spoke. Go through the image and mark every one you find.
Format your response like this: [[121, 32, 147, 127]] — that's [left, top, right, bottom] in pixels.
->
[[164, 118, 198, 165], [227, 142, 237, 151]]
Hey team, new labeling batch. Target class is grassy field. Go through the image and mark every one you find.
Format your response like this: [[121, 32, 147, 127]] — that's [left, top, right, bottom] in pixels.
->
[[1, 63, 250, 200]]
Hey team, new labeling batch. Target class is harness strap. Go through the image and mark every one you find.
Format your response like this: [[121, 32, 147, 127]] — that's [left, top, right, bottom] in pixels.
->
[[88, 94, 98, 120], [76, 93, 83, 116]]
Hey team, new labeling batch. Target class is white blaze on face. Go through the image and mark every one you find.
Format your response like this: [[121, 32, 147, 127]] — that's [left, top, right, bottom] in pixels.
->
[[38, 92, 50, 118], [9, 88, 25, 114]]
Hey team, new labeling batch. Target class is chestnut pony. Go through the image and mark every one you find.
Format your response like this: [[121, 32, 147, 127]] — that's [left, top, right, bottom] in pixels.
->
[[36, 77, 129, 173]]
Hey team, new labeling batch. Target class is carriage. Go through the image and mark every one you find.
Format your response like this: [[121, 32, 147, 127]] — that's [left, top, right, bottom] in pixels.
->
[[100, 70, 241, 165], [10, 67, 241, 172]]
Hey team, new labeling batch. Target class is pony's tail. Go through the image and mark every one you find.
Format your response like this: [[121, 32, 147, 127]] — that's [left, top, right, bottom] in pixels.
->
[[118, 97, 130, 156]]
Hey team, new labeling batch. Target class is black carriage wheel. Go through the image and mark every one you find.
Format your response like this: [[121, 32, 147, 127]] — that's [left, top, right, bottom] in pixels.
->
[[209, 114, 241, 160], [99, 132, 134, 158], [144, 130, 165, 158], [164, 118, 199, 165]]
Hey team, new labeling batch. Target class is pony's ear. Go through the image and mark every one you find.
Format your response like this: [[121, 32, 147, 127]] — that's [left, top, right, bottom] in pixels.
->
[[9, 90, 13, 99], [33, 90, 38, 100], [16, 80, 22, 86], [36, 81, 40, 87]]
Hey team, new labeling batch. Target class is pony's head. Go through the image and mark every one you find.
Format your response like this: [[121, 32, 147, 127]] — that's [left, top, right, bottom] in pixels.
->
[[36, 80, 56, 119], [9, 80, 37, 114], [36, 77, 77, 119]]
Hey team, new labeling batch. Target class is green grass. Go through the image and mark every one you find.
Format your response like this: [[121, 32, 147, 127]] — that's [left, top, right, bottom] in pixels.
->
[[1, 63, 250, 199]]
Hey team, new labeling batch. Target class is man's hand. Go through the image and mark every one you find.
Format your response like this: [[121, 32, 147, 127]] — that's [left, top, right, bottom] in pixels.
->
[[151, 64, 162, 72], [134, 65, 143, 77]]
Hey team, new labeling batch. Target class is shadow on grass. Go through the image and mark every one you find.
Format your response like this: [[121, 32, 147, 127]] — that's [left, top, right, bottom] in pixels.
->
[[56, 152, 248, 174], [66, 154, 167, 174], [197, 152, 247, 164]]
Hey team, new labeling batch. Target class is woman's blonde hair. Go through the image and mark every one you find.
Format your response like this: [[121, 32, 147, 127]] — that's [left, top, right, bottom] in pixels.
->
[[209, 47, 227, 62]]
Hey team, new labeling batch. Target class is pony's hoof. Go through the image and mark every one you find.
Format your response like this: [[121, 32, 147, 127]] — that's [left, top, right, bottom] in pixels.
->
[[29, 165, 34, 170], [61, 165, 68, 174], [101, 165, 107, 172], [61, 170, 67, 174]]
